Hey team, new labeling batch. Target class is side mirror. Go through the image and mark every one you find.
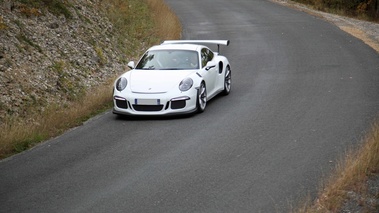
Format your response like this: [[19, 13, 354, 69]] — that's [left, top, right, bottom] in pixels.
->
[[205, 61, 216, 71], [127, 61, 135, 69]]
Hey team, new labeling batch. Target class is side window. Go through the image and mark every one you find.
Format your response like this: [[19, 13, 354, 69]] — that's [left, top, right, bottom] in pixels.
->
[[201, 48, 214, 67]]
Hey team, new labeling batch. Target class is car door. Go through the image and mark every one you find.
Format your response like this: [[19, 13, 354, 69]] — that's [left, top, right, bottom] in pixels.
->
[[200, 48, 218, 96]]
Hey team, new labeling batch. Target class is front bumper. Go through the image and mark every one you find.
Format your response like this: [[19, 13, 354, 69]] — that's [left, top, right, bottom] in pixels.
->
[[112, 92, 198, 116]]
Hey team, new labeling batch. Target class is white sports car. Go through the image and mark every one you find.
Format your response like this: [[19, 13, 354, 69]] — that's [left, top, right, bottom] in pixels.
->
[[112, 40, 231, 116]]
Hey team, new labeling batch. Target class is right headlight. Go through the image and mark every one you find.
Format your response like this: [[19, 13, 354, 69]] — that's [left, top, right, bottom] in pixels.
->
[[116, 77, 127, 91], [179, 78, 193, 92]]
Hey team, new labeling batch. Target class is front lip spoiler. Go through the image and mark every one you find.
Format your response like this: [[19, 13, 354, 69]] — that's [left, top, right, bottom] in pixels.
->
[[131, 91, 167, 94], [112, 107, 197, 117]]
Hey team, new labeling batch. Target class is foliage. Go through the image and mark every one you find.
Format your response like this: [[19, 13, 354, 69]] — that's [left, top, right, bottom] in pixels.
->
[[52, 60, 85, 101], [16, 33, 43, 53], [18, 4, 42, 17], [95, 46, 107, 66], [17, 0, 72, 18], [292, 0, 379, 21], [0, 16, 7, 30]]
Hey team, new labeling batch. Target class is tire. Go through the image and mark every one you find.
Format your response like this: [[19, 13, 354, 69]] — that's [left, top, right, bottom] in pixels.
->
[[222, 66, 231, 95], [196, 82, 207, 113]]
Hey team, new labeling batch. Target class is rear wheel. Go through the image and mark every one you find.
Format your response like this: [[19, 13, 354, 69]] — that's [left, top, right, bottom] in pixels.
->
[[196, 82, 207, 113], [222, 66, 231, 95]]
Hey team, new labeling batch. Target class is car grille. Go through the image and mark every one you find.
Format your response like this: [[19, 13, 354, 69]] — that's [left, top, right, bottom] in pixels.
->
[[132, 105, 164, 112]]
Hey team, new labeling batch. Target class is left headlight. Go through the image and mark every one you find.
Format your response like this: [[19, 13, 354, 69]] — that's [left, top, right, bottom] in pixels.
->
[[116, 77, 127, 91], [179, 78, 193, 92]]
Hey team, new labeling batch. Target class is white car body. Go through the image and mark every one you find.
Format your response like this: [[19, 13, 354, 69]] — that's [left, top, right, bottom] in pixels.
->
[[113, 40, 231, 116]]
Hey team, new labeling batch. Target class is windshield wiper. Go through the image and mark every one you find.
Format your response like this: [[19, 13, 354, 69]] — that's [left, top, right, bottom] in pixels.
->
[[142, 66, 155, 70], [165, 68, 182, 70]]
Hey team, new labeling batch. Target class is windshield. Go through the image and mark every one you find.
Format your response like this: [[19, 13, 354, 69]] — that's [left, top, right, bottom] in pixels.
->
[[135, 50, 199, 70]]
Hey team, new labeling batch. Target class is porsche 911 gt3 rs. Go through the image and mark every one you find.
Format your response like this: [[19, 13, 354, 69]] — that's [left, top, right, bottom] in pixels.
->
[[112, 40, 231, 116]]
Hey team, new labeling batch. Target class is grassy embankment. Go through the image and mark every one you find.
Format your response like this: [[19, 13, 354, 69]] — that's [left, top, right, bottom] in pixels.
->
[[290, 0, 379, 212], [0, 0, 181, 159]]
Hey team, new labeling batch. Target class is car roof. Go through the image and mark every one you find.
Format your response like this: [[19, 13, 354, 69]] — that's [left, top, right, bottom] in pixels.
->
[[148, 43, 205, 52]]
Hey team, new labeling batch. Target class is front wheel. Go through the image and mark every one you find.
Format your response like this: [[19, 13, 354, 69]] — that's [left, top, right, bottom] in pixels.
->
[[222, 66, 231, 95], [196, 82, 207, 113]]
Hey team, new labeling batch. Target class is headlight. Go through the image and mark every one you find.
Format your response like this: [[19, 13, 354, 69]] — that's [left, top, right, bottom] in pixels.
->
[[116, 77, 127, 91], [179, 78, 193, 91]]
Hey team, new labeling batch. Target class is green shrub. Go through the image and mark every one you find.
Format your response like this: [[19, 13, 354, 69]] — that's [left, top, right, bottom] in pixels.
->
[[0, 16, 7, 30], [17, 0, 72, 18]]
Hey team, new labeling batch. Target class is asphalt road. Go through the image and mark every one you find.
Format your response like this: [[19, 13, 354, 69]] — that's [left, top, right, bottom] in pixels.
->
[[1, 0, 379, 212]]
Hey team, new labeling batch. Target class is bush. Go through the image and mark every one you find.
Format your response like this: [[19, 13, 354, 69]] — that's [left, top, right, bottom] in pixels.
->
[[292, 0, 379, 21], [17, 0, 72, 18]]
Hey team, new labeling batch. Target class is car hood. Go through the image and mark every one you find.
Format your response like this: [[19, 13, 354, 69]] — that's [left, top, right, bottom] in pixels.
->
[[130, 70, 194, 93]]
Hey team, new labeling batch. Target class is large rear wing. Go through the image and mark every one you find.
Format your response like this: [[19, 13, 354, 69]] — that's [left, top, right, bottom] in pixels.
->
[[162, 40, 230, 53]]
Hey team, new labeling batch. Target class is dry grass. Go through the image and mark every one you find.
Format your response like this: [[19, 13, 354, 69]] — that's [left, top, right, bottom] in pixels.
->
[[99, 0, 156, 56], [294, 123, 379, 212], [147, 0, 182, 40], [0, 16, 8, 30], [0, 0, 181, 159], [0, 80, 114, 158], [17, 0, 72, 18]]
